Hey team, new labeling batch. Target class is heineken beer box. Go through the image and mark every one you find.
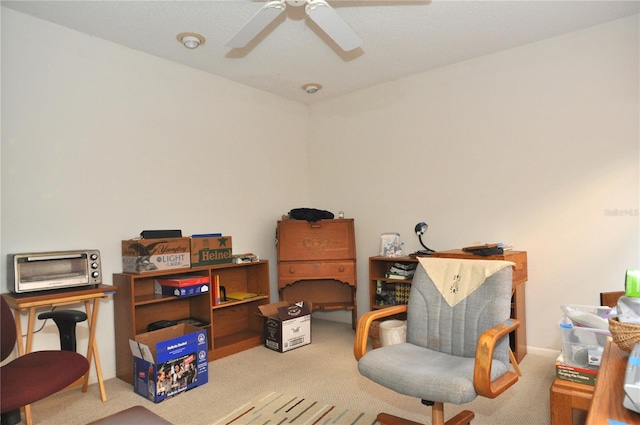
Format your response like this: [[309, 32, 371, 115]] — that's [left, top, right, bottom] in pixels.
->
[[122, 238, 191, 273], [190, 235, 233, 266]]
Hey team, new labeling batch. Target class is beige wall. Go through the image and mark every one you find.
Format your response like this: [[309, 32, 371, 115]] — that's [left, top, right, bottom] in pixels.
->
[[1, 7, 638, 383], [1, 8, 309, 378], [308, 15, 639, 351]]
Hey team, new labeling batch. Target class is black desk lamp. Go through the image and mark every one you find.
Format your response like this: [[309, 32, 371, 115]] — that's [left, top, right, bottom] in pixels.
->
[[414, 222, 435, 255]]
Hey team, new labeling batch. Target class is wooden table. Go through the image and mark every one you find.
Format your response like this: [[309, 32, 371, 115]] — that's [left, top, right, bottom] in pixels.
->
[[586, 341, 640, 424], [2, 285, 116, 425], [549, 378, 594, 425]]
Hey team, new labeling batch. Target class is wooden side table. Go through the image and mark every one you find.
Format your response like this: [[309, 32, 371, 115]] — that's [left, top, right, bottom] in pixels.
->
[[549, 378, 594, 425], [2, 285, 115, 425]]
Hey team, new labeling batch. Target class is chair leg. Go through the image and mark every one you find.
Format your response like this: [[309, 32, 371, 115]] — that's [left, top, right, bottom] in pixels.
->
[[432, 402, 445, 425], [24, 404, 32, 425], [509, 348, 522, 377]]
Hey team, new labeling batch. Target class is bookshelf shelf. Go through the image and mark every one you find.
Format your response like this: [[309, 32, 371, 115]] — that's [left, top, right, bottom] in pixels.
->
[[212, 295, 269, 310], [114, 260, 270, 384], [213, 329, 264, 359], [368, 256, 417, 310]]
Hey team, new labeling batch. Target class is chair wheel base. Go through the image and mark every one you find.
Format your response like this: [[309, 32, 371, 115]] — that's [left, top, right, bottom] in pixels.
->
[[376, 410, 474, 425], [377, 413, 423, 425], [444, 410, 474, 425], [1, 409, 22, 425]]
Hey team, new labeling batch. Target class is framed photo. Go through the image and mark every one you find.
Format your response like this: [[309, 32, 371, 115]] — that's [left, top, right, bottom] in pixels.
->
[[380, 232, 402, 257]]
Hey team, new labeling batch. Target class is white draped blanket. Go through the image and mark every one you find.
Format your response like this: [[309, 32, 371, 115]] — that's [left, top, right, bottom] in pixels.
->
[[418, 257, 514, 307]]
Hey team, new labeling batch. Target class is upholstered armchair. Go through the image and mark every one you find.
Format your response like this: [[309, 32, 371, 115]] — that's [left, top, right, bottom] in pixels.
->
[[354, 258, 520, 425]]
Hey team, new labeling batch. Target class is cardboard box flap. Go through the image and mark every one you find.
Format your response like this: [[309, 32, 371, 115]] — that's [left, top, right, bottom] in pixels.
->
[[129, 339, 155, 363], [258, 301, 290, 318], [276, 301, 310, 320], [130, 323, 201, 360]]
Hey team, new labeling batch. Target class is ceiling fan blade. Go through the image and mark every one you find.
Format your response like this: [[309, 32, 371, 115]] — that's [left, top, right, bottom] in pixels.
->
[[226, 0, 286, 48], [305, 0, 363, 51]]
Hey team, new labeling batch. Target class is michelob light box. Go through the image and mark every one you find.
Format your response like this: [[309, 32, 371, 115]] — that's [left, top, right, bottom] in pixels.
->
[[122, 238, 190, 273]]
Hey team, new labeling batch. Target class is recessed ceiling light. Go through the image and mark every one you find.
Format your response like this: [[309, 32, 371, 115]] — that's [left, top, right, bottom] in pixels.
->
[[176, 32, 205, 49], [302, 83, 322, 94]]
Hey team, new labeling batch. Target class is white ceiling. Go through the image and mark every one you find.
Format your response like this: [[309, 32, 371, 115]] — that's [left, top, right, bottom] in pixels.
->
[[2, 0, 639, 104]]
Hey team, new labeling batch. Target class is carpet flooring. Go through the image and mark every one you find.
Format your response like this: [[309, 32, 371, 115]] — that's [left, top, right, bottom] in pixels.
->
[[27, 319, 558, 424], [211, 391, 378, 425]]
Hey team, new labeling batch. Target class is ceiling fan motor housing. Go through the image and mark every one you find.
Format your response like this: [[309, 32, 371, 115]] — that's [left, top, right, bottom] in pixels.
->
[[226, 0, 362, 52]]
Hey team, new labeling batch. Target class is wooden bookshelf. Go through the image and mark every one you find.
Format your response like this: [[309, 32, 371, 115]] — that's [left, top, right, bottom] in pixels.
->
[[114, 260, 270, 384]]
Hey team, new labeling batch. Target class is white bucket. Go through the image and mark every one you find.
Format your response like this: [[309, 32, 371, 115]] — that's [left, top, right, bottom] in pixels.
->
[[379, 320, 407, 347]]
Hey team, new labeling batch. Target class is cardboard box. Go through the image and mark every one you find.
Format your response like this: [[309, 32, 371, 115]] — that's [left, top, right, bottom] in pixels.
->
[[154, 282, 209, 298], [190, 236, 232, 267], [258, 301, 311, 353], [555, 354, 598, 386], [122, 238, 190, 273], [129, 324, 208, 403], [154, 275, 210, 298]]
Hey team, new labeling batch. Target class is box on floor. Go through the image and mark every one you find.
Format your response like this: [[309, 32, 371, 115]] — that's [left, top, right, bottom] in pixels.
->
[[130, 323, 208, 403], [258, 301, 311, 353]]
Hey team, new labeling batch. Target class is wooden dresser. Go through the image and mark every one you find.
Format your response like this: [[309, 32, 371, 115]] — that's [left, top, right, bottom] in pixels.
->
[[276, 219, 357, 328]]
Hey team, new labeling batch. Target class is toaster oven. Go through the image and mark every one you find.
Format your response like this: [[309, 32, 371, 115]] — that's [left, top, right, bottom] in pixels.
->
[[7, 250, 102, 293]]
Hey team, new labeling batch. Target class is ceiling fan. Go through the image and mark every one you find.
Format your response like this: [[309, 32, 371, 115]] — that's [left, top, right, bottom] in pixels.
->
[[226, 0, 363, 51]]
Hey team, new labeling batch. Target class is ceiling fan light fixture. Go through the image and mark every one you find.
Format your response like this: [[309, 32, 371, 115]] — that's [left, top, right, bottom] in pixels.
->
[[177, 32, 205, 49], [302, 83, 322, 94]]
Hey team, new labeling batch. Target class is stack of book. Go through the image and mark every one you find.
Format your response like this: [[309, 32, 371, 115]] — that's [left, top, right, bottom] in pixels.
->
[[394, 282, 411, 304], [385, 262, 416, 280], [555, 354, 599, 386], [226, 291, 259, 301]]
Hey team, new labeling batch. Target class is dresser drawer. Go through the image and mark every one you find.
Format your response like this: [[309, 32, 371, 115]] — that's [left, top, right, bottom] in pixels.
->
[[277, 219, 355, 262], [277, 261, 356, 287]]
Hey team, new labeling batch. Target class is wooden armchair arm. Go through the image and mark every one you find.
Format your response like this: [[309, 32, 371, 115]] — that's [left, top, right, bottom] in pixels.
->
[[353, 305, 407, 361], [473, 318, 520, 398]]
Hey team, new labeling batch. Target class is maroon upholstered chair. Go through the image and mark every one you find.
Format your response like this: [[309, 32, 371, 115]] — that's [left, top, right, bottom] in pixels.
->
[[1, 296, 90, 425]]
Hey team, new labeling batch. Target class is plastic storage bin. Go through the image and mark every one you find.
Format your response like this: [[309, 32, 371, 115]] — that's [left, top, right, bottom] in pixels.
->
[[559, 305, 612, 368]]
